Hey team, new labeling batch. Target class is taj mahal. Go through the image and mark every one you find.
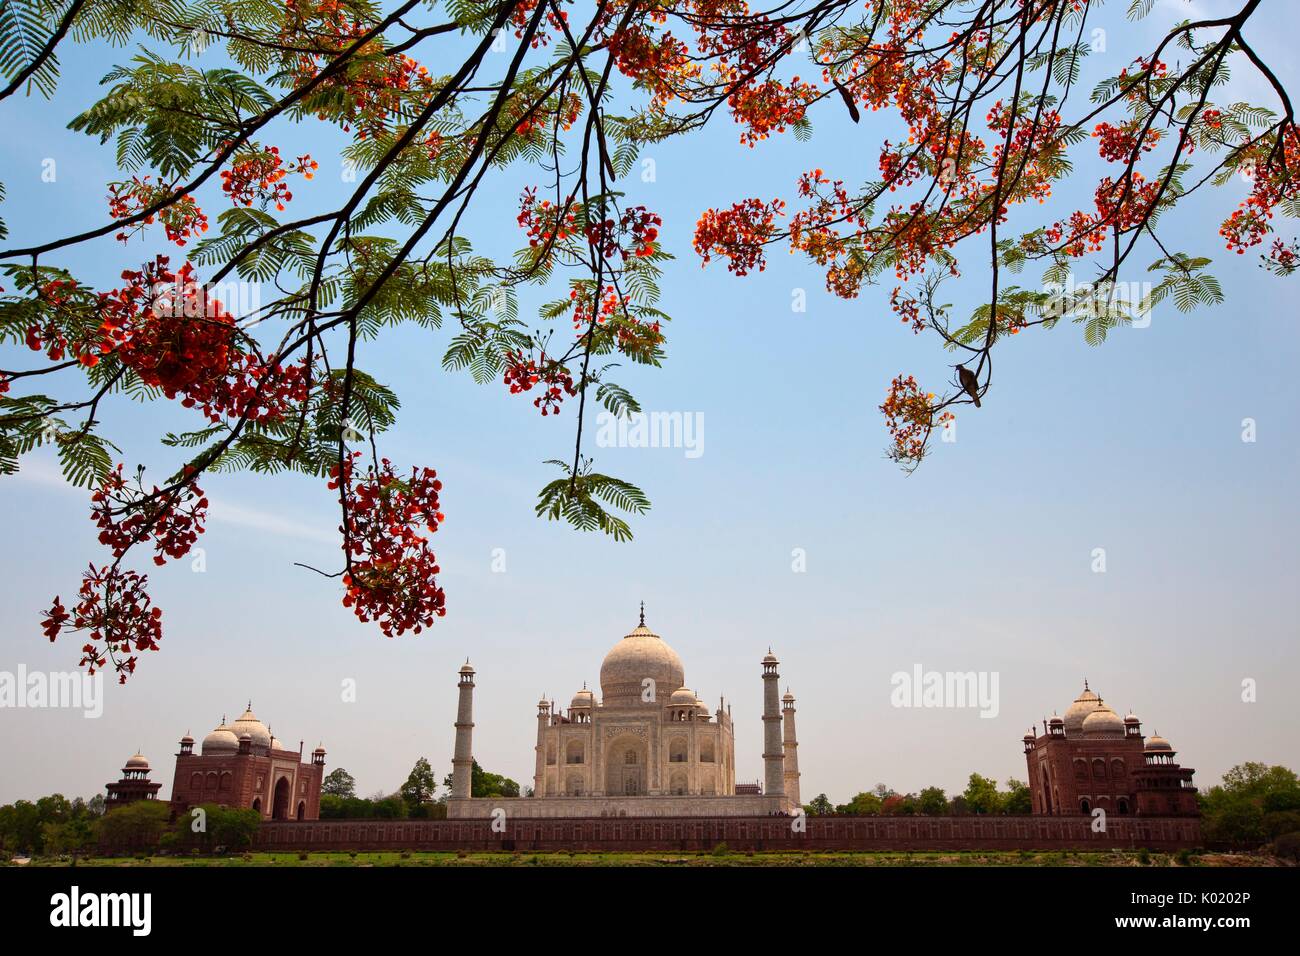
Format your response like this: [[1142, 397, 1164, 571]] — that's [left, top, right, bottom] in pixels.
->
[[446, 606, 801, 818]]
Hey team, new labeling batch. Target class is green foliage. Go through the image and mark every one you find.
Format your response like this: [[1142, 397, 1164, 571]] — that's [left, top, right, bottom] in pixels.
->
[[95, 799, 170, 852], [165, 803, 260, 852], [441, 760, 520, 799], [321, 767, 356, 799], [535, 458, 650, 542], [1200, 762, 1300, 846], [0, 0, 66, 98], [803, 793, 834, 817], [0, 792, 103, 855], [399, 756, 437, 811]]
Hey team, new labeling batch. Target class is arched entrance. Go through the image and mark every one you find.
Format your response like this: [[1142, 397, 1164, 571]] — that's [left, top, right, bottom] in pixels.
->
[[296, 801, 306, 820], [605, 735, 647, 796], [252, 797, 262, 814], [272, 777, 291, 820]]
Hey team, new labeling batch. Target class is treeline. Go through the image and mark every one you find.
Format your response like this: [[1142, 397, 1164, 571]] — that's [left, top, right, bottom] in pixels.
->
[[802, 774, 1031, 817], [0, 794, 105, 855], [0, 796, 262, 857], [1199, 762, 1300, 854], [319, 758, 520, 820]]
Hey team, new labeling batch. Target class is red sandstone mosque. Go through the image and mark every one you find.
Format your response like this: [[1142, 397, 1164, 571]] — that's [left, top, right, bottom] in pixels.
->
[[102, 704, 327, 820], [1023, 681, 1198, 817]]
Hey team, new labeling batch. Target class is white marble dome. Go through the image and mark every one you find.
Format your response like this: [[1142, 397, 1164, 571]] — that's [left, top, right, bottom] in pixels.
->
[[125, 752, 149, 770], [599, 623, 684, 704], [201, 723, 239, 756], [1081, 708, 1124, 737], [669, 687, 697, 705], [229, 708, 272, 749], [1063, 683, 1107, 735]]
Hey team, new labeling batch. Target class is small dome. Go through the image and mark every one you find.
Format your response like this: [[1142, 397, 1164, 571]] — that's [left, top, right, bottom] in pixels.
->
[[179, 734, 194, 745], [1048, 714, 1064, 726], [669, 687, 697, 705], [762, 649, 779, 663], [782, 691, 795, 702], [1145, 734, 1173, 752], [125, 752, 149, 770], [1081, 709, 1125, 737], [570, 687, 594, 709], [1023, 730, 1036, 740], [1124, 712, 1140, 725], [312, 744, 327, 756], [459, 660, 475, 675], [201, 723, 240, 756]]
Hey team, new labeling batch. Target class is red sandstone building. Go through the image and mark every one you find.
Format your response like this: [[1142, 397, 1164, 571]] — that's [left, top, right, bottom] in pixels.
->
[[169, 704, 327, 821], [1023, 682, 1197, 817]]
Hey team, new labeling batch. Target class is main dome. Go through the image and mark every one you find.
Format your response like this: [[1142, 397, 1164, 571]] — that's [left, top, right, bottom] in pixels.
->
[[600, 623, 684, 704], [1063, 683, 1108, 736]]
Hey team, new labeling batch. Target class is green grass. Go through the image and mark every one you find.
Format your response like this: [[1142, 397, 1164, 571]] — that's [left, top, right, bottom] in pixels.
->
[[12, 849, 1274, 868]]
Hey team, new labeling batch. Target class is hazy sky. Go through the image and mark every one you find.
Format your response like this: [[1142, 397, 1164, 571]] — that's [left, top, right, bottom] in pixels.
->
[[1, 0, 1297, 806]]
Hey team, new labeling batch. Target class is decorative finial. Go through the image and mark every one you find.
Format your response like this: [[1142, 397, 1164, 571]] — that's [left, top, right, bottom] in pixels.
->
[[639, 601, 645, 627], [1083, 678, 1089, 691], [247, 699, 252, 711]]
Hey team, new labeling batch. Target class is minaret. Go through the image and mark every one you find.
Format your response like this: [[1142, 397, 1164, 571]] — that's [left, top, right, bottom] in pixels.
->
[[761, 649, 785, 799], [782, 688, 801, 806], [451, 660, 475, 800], [534, 696, 550, 797]]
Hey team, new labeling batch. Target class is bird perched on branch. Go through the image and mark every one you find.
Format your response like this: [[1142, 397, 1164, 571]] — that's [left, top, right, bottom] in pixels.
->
[[956, 365, 981, 407]]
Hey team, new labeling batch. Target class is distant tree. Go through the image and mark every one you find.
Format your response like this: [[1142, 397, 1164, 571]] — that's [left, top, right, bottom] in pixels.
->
[[442, 761, 520, 799], [1201, 763, 1300, 846], [86, 794, 106, 817], [836, 792, 884, 816], [882, 794, 917, 815], [917, 787, 948, 816], [948, 795, 970, 815], [95, 800, 170, 852], [872, 783, 896, 801], [963, 774, 1002, 815], [370, 793, 410, 819], [400, 758, 438, 812], [0, 800, 45, 854], [1003, 779, 1033, 816], [804, 794, 834, 817], [321, 768, 356, 798], [167, 804, 260, 853]]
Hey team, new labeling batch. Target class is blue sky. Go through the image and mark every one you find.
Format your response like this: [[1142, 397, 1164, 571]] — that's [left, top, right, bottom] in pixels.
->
[[1, 0, 1297, 805]]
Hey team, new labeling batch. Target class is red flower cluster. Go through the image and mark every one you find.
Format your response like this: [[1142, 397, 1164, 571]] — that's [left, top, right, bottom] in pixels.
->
[[43, 565, 164, 683], [98, 256, 309, 423], [329, 454, 447, 637], [517, 188, 581, 250], [91, 464, 208, 567], [220, 146, 317, 210], [693, 197, 785, 275], [503, 350, 578, 416], [570, 284, 626, 330], [880, 374, 936, 464], [282, 0, 436, 139], [1092, 121, 1162, 163], [1219, 127, 1300, 255], [108, 177, 208, 246], [585, 206, 662, 261]]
